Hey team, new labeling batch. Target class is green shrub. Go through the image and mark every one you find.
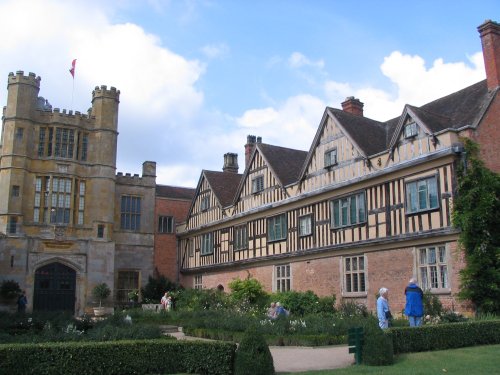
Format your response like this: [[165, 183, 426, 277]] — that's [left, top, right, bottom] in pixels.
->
[[391, 320, 500, 354], [423, 290, 443, 318], [141, 274, 179, 304], [234, 326, 275, 375], [361, 323, 394, 366], [337, 300, 369, 318], [0, 280, 21, 300], [229, 277, 269, 309], [0, 339, 235, 375]]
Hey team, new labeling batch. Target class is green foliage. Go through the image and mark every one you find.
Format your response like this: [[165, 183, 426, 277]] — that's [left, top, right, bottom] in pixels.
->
[[140, 274, 178, 303], [234, 326, 275, 375], [453, 139, 500, 314], [0, 339, 236, 375], [92, 283, 111, 307], [229, 277, 268, 307], [270, 290, 336, 316], [0, 280, 21, 300], [423, 290, 443, 318], [361, 323, 394, 366], [337, 300, 370, 318], [174, 287, 229, 311], [390, 320, 500, 354]]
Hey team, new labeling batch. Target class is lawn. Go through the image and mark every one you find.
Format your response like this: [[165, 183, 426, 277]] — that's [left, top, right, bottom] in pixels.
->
[[280, 344, 500, 375]]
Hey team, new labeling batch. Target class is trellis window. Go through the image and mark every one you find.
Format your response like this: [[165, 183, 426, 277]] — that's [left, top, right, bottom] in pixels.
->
[[268, 214, 287, 242], [275, 264, 291, 292], [194, 275, 203, 290], [76, 181, 85, 225], [404, 122, 418, 138], [331, 192, 366, 228], [324, 148, 337, 168], [299, 215, 312, 236], [8, 217, 18, 234], [344, 255, 366, 293], [116, 270, 139, 302], [158, 216, 174, 233], [120, 195, 141, 231], [54, 128, 75, 158], [201, 233, 214, 255], [200, 196, 210, 211], [252, 175, 264, 193], [406, 176, 439, 214], [418, 245, 449, 290], [234, 224, 248, 250]]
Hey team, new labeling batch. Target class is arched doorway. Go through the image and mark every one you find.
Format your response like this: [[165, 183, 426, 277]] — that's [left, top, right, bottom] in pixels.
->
[[33, 262, 76, 314]]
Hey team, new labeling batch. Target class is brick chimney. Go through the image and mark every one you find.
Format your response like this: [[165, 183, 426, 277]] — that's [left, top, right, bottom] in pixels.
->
[[478, 20, 500, 91], [341, 97, 364, 116], [244, 135, 262, 167], [223, 152, 239, 173]]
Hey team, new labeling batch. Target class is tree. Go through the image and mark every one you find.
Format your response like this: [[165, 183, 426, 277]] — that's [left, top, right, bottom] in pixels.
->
[[453, 139, 500, 314], [92, 283, 111, 307]]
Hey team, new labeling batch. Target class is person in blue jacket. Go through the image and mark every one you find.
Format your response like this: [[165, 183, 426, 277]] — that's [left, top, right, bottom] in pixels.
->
[[404, 277, 424, 327]]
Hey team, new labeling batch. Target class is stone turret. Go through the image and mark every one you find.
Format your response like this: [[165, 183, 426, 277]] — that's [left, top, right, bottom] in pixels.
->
[[4, 71, 41, 118], [91, 85, 120, 131]]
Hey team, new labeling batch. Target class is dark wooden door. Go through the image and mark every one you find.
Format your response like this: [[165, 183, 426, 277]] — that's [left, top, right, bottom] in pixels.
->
[[33, 262, 76, 314]]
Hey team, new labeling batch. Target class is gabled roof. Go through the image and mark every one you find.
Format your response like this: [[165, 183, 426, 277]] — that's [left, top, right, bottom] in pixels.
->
[[156, 185, 195, 200], [204, 170, 243, 208], [258, 143, 308, 186]]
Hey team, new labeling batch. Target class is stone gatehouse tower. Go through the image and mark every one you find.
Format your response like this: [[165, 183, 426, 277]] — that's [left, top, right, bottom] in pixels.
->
[[0, 71, 155, 315]]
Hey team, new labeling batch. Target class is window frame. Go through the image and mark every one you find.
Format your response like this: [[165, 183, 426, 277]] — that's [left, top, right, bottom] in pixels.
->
[[234, 224, 248, 251], [417, 244, 450, 292], [405, 175, 440, 214], [116, 270, 140, 302], [343, 255, 367, 296], [267, 213, 287, 242], [12, 185, 20, 197], [200, 195, 210, 211], [251, 175, 264, 194], [331, 191, 366, 228], [120, 195, 141, 231], [404, 122, 418, 138], [194, 275, 203, 290], [324, 148, 338, 168], [274, 264, 291, 292], [298, 214, 313, 237], [200, 232, 214, 255], [158, 216, 174, 233]]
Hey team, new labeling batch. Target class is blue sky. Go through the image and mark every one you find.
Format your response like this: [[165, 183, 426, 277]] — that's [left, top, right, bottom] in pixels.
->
[[0, 0, 498, 187]]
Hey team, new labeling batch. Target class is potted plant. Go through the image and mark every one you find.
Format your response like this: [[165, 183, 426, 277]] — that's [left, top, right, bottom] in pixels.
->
[[92, 282, 111, 316]]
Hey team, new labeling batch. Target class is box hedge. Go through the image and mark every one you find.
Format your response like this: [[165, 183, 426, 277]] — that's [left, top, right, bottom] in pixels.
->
[[0, 339, 235, 375], [390, 320, 500, 354]]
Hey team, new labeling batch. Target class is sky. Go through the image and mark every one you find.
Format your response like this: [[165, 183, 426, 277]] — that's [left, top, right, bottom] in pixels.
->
[[0, 0, 498, 188]]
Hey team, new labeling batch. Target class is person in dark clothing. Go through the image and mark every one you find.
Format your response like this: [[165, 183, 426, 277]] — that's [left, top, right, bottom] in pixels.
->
[[404, 277, 424, 326], [17, 290, 27, 313]]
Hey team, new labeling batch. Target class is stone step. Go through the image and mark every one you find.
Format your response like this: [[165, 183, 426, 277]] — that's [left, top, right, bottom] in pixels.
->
[[159, 325, 180, 333]]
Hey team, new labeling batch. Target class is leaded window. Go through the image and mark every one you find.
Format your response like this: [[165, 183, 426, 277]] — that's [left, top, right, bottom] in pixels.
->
[[234, 224, 248, 250], [120, 195, 141, 231], [344, 255, 366, 293], [275, 264, 291, 292], [201, 233, 213, 255], [299, 215, 312, 236], [268, 214, 287, 242], [331, 192, 366, 228], [418, 245, 449, 290], [406, 176, 439, 214]]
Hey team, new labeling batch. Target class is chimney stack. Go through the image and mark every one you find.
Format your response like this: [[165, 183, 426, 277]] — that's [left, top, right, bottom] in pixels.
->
[[341, 97, 364, 116], [478, 20, 500, 91], [223, 152, 239, 173], [245, 135, 262, 167]]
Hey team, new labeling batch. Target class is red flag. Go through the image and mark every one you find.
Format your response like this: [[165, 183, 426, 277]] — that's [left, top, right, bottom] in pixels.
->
[[69, 59, 76, 78]]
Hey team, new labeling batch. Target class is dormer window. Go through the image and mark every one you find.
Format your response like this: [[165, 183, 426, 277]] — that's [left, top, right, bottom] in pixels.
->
[[200, 196, 210, 211], [324, 148, 337, 168], [404, 122, 418, 138], [252, 175, 264, 194]]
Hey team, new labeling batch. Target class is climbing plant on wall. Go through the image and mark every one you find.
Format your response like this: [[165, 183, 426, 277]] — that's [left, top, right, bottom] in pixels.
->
[[452, 138, 500, 314]]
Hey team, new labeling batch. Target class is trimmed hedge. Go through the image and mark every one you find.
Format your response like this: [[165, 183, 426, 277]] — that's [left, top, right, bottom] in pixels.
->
[[0, 339, 235, 375], [183, 327, 346, 346], [391, 320, 500, 354]]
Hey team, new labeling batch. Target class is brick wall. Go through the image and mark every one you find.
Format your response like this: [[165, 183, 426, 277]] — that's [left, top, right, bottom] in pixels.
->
[[154, 197, 192, 282], [473, 93, 500, 173]]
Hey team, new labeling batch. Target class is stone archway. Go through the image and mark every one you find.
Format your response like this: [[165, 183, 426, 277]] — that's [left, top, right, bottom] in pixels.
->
[[33, 262, 76, 314]]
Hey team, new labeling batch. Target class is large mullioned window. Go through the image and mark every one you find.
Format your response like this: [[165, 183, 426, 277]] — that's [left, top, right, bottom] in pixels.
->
[[268, 214, 287, 242], [331, 192, 366, 228], [38, 127, 88, 161], [234, 224, 248, 250], [120, 195, 141, 231], [406, 176, 439, 214], [343, 255, 366, 293], [418, 245, 449, 290]]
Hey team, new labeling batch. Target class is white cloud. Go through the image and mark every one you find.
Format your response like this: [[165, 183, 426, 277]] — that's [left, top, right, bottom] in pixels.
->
[[288, 52, 324, 69], [201, 43, 230, 59], [325, 51, 486, 120]]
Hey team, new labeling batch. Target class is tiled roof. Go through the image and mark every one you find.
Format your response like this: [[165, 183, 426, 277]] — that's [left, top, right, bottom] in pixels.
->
[[328, 108, 388, 155], [156, 185, 195, 200], [258, 143, 308, 186], [204, 170, 243, 208]]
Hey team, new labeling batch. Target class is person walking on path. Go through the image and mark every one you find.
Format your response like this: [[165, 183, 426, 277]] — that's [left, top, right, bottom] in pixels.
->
[[404, 277, 424, 327], [377, 287, 391, 329]]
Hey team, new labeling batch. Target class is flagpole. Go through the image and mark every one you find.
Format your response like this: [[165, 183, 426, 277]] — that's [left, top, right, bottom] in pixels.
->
[[69, 59, 77, 110], [71, 76, 74, 110]]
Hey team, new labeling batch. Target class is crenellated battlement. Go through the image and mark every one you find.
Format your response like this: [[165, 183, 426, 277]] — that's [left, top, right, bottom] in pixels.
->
[[8, 70, 41, 88], [92, 85, 120, 101]]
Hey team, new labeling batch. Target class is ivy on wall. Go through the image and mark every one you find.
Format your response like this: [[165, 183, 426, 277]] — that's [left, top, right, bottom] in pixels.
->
[[452, 138, 500, 314]]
